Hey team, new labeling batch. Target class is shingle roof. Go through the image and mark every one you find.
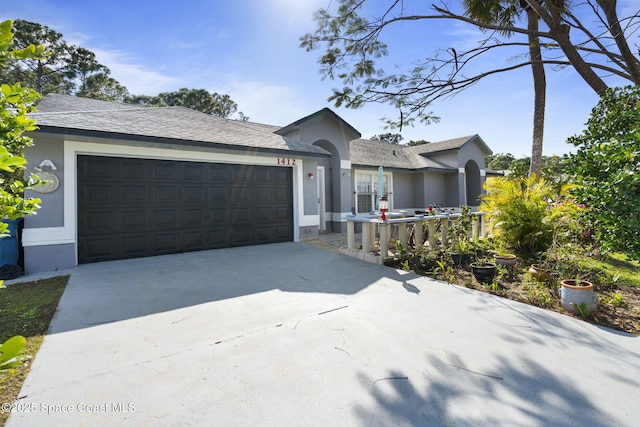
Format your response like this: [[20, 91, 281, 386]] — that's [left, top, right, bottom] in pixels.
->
[[349, 139, 452, 170], [31, 94, 330, 156], [405, 135, 492, 156], [351, 138, 468, 171], [350, 134, 493, 171]]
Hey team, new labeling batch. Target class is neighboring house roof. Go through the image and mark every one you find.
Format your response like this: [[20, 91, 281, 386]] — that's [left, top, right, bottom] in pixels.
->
[[275, 107, 361, 140], [31, 94, 330, 157]]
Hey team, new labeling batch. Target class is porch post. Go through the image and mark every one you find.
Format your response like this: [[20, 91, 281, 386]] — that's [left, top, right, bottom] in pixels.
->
[[379, 223, 390, 258], [347, 219, 355, 250]]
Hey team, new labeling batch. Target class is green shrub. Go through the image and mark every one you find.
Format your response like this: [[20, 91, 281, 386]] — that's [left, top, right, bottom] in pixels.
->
[[567, 86, 640, 260]]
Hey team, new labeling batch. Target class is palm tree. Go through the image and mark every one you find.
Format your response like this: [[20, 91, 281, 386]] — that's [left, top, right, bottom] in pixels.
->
[[463, 0, 547, 177]]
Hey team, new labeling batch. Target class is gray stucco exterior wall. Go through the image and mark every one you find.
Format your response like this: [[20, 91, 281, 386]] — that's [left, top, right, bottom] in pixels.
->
[[391, 171, 413, 209], [24, 136, 65, 228], [24, 244, 75, 274]]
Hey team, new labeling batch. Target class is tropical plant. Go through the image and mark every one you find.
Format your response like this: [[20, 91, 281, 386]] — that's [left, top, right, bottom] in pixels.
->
[[567, 85, 640, 260], [0, 335, 28, 373], [480, 175, 572, 256]]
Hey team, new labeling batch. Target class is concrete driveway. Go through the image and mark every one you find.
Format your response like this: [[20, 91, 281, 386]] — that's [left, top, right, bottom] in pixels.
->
[[8, 242, 640, 426]]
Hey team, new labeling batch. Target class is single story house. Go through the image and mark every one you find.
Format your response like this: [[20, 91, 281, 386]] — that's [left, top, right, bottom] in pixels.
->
[[22, 94, 494, 273]]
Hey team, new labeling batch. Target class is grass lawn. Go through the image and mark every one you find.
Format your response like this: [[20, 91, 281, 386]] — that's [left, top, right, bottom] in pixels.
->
[[0, 276, 69, 427]]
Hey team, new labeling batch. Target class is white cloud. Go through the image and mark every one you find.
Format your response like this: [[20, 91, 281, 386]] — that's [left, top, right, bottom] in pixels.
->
[[215, 80, 310, 125], [92, 48, 181, 95]]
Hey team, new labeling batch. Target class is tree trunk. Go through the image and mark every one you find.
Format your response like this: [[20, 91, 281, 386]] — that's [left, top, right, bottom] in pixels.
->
[[596, 0, 640, 85], [528, 8, 545, 178], [525, 0, 609, 94]]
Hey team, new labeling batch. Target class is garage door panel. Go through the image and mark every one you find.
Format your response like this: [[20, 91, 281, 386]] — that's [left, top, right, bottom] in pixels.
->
[[182, 209, 204, 226], [255, 207, 271, 221], [151, 210, 177, 228], [121, 211, 146, 228], [81, 186, 113, 204], [254, 227, 275, 243], [184, 164, 206, 181], [155, 187, 178, 203], [182, 231, 204, 249], [121, 235, 147, 255], [122, 160, 147, 179], [274, 225, 292, 240], [207, 229, 229, 248], [155, 162, 177, 180], [231, 208, 251, 224], [84, 237, 115, 261], [274, 188, 290, 202], [230, 228, 253, 246], [255, 188, 272, 203], [80, 157, 113, 178], [275, 206, 292, 221], [183, 186, 205, 202], [78, 156, 293, 263], [122, 186, 146, 204], [81, 212, 113, 232], [154, 233, 178, 251]]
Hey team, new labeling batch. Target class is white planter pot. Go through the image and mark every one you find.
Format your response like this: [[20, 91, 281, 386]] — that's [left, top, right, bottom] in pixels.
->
[[559, 280, 598, 313]]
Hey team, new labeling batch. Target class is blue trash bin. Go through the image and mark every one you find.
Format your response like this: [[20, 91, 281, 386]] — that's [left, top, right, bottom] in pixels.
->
[[0, 219, 23, 280]]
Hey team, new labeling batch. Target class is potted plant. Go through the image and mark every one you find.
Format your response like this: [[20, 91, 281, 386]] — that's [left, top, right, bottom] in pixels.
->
[[493, 249, 517, 267], [447, 206, 473, 266], [471, 261, 497, 284], [528, 264, 551, 281], [559, 279, 598, 314]]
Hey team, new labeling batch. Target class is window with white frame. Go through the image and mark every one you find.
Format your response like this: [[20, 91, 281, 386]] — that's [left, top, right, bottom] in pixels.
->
[[355, 171, 393, 213]]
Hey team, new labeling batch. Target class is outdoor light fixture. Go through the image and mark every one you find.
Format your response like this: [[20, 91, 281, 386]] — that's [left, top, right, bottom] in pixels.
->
[[379, 195, 389, 220], [308, 172, 314, 179], [342, 171, 351, 177]]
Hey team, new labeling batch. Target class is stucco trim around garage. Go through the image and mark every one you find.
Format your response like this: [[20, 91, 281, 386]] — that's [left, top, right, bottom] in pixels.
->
[[22, 139, 310, 251]]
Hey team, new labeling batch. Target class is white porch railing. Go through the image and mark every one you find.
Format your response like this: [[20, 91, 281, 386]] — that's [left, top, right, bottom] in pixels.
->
[[344, 211, 488, 263]]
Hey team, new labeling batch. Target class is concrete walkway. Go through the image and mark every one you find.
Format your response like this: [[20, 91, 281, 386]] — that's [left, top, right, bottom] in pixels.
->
[[7, 242, 640, 426]]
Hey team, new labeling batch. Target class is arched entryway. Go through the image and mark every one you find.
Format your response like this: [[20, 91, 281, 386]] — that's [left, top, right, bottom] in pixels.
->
[[465, 160, 482, 206]]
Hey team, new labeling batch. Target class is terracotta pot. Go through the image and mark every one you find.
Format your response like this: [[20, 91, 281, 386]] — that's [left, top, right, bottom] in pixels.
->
[[560, 280, 598, 313], [528, 264, 550, 280]]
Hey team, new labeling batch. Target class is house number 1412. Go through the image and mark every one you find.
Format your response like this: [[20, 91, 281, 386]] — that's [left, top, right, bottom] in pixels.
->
[[277, 158, 296, 165]]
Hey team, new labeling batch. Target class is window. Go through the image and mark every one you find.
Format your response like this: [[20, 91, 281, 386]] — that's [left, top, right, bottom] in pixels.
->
[[355, 171, 393, 214]]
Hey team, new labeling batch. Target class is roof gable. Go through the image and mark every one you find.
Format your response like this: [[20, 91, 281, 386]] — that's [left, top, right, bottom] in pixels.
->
[[275, 108, 361, 140]]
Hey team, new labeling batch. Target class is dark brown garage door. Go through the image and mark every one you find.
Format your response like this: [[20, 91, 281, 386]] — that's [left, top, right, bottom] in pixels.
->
[[77, 156, 293, 263]]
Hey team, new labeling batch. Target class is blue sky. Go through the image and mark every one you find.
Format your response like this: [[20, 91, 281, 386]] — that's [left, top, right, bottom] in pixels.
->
[[3, 0, 634, 157]]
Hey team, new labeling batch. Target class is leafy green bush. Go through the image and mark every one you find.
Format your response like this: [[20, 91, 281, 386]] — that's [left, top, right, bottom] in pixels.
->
[[480, 175, 578, 257], [567, 86, 640, 260]]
